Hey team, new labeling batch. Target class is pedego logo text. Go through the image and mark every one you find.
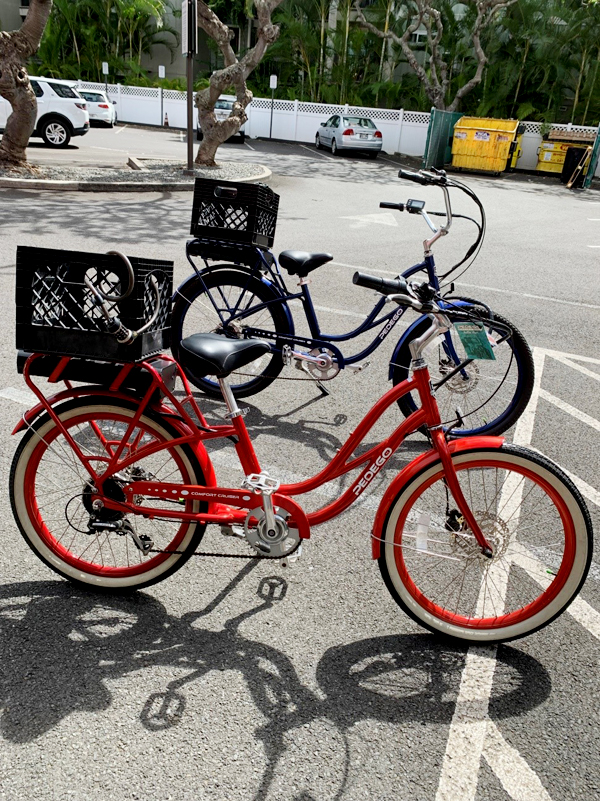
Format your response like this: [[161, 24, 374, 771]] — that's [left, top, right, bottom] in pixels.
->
[[353, 447, 393, 496]]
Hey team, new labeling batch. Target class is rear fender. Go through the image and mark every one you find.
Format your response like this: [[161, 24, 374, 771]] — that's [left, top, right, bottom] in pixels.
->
[[174, 266, 295, 335], [12, 388, 145, 435], [11, 388, 217, 486], [371, 436, 505, 559]]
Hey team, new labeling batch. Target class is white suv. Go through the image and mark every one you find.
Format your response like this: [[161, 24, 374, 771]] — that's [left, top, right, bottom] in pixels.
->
[[0, 76, 89, 148]]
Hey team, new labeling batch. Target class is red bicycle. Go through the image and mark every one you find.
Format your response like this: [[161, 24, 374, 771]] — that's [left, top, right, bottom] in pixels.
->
[[10, 272, 593, 643]]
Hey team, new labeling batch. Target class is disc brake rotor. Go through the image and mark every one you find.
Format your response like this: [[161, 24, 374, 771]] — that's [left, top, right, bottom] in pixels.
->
[[439, 359, 480, 394]]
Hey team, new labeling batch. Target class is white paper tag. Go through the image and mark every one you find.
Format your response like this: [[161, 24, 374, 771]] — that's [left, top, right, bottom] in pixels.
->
[[415, 512, 431, 551]]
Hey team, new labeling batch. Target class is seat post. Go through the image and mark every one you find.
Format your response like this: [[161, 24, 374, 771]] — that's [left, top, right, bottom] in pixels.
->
[[218, 377, 243, 417]]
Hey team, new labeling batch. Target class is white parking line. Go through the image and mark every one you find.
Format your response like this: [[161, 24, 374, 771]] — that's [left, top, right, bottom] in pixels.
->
[[299, 144, 335, 161], [332, 262, 600, 308], [539, 388, 600, 432], [244, 141, 256, 151], [0, 386, 36, 405]]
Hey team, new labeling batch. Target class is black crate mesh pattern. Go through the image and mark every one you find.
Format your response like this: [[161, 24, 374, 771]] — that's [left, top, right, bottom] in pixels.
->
[[31, 263, 121, 331], [30, 263, 170, 333], [145, 271, 172, 331], [191, 178, 279, 247], [198, 201, 249, 232], [256, 208, 276, 239]]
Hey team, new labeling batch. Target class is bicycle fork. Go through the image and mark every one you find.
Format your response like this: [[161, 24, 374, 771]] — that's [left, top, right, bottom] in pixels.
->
[[410, 322, 493, 557]]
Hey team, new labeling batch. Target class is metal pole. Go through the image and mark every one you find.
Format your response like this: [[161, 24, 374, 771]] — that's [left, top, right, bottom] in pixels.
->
[[186, 52, 194, 172], [183, 0, 195, 175], [269, 87, 274, 139]]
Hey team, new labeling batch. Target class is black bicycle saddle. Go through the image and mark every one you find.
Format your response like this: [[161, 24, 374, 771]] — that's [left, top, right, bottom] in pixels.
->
[[279, 250, 333, 278], [178, 333, 271, 379]]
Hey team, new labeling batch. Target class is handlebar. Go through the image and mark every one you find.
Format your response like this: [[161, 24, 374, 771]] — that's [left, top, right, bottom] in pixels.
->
[[352, 272, 409, 295], [399, 168, 447, 186], [352, 272, 438, 311], [379, 201, 405, 212]]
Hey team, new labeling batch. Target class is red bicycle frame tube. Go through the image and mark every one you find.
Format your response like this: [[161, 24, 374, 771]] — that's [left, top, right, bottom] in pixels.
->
[[16, 352, 495, 554]]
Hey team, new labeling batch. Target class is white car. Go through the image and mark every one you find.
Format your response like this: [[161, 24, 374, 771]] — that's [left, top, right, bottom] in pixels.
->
[[0, 76, 89, 148], [316, 114, 383, 158], [78, 89, 117, 127], [197, 96, 246, 142]]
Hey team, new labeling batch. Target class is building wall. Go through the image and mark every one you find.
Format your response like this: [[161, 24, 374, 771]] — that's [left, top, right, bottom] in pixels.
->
[[0, 0, 24, 31]]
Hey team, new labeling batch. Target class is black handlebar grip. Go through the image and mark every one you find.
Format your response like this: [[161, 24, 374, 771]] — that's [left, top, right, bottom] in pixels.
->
[[352, 272, 409, 296], [398, 169, 430, 185], [379, 201, 405, 211]]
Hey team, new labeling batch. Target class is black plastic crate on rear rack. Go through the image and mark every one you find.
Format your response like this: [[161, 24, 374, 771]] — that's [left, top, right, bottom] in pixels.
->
[[16, 246, 173, 363], [190, 177, 279, 249]]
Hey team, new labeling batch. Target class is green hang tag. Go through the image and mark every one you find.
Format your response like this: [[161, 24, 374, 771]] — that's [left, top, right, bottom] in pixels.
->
[[453, 322, 496, 360]]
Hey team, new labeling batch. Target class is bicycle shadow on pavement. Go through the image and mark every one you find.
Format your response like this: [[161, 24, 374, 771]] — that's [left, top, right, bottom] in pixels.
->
[[0, 576, 551, 799]]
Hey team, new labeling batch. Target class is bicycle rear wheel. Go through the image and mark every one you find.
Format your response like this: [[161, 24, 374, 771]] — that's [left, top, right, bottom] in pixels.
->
[[391, 307, 534, 437], [171, 268, 291, 398], [10, 398, 209, 591], [378, 445, 592, 643]]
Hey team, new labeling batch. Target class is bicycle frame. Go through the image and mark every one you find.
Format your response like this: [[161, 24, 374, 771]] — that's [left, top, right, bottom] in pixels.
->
[[17, 349, 499, 555], [182, 246, 468, 373]]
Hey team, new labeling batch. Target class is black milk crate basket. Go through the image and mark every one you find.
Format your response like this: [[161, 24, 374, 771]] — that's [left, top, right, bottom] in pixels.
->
[[190, 177, 279, 249], [15, 246, 173, 362]]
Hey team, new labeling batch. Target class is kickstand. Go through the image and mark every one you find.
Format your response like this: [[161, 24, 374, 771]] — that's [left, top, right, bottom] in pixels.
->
[[298, 361, 331, 396]]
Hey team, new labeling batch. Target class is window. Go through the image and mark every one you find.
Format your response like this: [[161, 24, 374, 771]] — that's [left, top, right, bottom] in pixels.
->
[[30, 80, 43, 98], [80, 92, 105, 103], [47, 82, 78, 99], [342, 117, 376, 129], [215, 99, 234, 110]]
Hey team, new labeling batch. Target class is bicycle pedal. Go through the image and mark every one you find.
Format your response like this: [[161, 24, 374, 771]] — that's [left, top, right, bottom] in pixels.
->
[[220, 524, 246, 539], [347, 361, 370, 374], [280, 543, 302, 568]]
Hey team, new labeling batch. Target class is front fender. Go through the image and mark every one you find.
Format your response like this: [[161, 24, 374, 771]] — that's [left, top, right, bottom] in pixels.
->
[[371, 436, 505, 559], [388, 299, 475, 381]]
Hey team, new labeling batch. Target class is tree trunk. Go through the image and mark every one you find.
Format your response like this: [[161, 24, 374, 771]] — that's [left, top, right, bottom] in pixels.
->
[[582, 47, 600, 127], [571, 48, 588, 125], [194, 1, 283, 168], [0, 0, 54, 166]]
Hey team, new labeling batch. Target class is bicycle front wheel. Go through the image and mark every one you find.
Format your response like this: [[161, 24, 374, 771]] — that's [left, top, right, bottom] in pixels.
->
[[391, 308, 534, 437], [171, 268, 291, 398], [378, 445, 592, 643], [10, 398, 209, 591]]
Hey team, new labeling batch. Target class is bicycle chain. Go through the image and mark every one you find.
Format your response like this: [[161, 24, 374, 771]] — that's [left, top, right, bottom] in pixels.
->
[[149, 548, 273, 560]]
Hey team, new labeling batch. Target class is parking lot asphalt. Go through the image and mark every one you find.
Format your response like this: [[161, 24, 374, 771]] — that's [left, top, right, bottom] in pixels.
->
[[0, 128, 598, 801]]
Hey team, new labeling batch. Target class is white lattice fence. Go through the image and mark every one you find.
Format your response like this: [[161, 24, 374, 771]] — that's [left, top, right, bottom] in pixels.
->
[[71, 83, 600, 176]]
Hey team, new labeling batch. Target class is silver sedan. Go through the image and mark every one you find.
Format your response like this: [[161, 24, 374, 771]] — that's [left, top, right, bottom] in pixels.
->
[[315, 114, 383, 158]]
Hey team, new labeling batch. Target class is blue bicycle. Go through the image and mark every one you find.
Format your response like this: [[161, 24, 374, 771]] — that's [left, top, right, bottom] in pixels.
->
[[171, 169, 534, 438]]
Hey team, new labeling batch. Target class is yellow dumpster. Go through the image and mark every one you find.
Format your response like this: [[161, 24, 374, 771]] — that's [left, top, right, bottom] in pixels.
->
[[451, 117, 519, 173], [536, 141, 575, 173]]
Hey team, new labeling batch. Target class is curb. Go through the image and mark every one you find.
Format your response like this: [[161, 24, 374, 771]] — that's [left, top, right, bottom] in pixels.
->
[[0, 165, 272, 192]]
